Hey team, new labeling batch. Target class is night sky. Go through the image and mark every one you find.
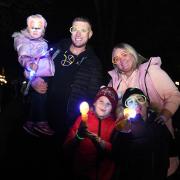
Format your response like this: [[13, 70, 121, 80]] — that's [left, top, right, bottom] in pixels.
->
[[0, 0, 180, 82]]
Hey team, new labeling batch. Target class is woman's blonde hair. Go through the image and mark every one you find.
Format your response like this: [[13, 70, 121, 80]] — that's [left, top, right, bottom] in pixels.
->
[[112, 43, 147, 68]]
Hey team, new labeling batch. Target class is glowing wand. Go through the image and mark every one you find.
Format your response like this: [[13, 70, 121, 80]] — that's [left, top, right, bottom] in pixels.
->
[[23, 48, 53, 96]]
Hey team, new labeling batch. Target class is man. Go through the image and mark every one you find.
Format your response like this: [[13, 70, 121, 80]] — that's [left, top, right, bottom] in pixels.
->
[[31, 17, 103, 143]]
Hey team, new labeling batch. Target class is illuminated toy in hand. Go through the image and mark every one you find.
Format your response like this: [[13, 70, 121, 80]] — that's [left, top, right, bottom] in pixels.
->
[[115, 108, 136, 132], [80, 101, 89, 122], [116, 87, 148, 131], [124, 107, 136, 119], [23, 48, 53, 96]]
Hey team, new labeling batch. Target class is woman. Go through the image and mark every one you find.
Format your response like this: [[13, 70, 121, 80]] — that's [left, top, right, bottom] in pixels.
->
[[108, 43, 180, 176]]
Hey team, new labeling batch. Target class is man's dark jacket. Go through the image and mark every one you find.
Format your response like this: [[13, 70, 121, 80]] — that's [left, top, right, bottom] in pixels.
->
[[47, 38, 103, 141]]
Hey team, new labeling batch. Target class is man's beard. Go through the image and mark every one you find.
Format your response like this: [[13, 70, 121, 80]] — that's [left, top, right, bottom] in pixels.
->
[[72, 40, 87, 49]]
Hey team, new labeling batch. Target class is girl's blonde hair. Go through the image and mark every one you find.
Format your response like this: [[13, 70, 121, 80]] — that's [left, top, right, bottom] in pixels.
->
[[26, 14, 47, 36], [27, 14, 47, 28]]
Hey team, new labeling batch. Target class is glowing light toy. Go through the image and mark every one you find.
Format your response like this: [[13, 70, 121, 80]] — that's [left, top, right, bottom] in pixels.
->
[[23, 48, 53, 96], [79, 101, 89, 122], [124, 107, 136, 119], [115, 107, 137, 132]]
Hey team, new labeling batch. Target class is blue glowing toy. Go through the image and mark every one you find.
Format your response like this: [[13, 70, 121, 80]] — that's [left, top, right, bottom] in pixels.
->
[[23, 48, 53, 96]]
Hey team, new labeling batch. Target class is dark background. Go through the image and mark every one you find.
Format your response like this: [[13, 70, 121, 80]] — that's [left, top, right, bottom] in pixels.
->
[[0, 0, 180, 81], [0, 0, 180, 179]]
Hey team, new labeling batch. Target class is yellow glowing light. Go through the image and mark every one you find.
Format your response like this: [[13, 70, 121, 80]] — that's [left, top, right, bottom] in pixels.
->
[[124, 108, 136, 119], [80, 101, 89, 122]]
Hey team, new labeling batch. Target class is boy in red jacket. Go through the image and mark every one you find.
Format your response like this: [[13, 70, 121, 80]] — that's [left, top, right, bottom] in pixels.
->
[[63, 86, 118, 180]]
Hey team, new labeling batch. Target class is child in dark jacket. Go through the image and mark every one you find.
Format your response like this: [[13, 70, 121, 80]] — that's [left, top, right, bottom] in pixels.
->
[[63, 86, 118, 180], [111, 88, 176, 180]]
